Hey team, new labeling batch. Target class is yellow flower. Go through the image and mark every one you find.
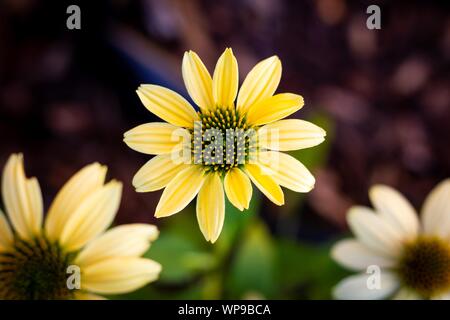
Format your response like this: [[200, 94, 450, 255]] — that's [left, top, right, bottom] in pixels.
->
[[0, 154, 161, 300], [124, 48, 326, 243], [332, 180, 450, 300]]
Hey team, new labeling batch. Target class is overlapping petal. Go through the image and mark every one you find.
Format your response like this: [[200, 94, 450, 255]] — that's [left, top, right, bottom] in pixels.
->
[[59, 181, 122, 252], [182, 50, 214, 111], [155, 166, 206, 218], [81, 257, 161, 295], [258, 151, 315, 192], [237, 56, 281, 113], [332, 239, 396, 271], [136, 85, 198, 128], [333, 272, 399, 300], [246, 93, 303, 126], [245, 163, 284, 206], [213, 48, 238, 108], [347, 206, 404, 258], [0, 210, 13, 252], [132, 154, 189, 192], [2, 154, 43, 240], [224, 168, 252, 211], [196, 173, 225, 243], [258, 119, 326, 151], [45, 163, 107, 242], [75, 224, 158, 267], [369, 185, 419, 240], [124, 122, 190, 155], [421, 179, 450, 238]]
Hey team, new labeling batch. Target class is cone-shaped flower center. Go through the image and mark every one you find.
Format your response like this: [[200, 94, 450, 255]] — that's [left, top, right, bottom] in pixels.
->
[[398, 236, 450, 298], [0, 237, 74, 300], [192, 107, 256, 174]]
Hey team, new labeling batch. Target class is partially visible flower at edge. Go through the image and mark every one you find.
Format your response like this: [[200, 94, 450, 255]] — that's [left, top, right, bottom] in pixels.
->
[[0, 153, 161, 300], [124, 48, 326, 243], [332, 180, 450, 300]]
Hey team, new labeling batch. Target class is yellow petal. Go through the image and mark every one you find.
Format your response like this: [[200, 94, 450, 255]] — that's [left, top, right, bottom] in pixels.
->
[[212, 48, 238, 108], [136, 84, 199, 128], [75, 224, 159, 267], [224, 168, 252, 211], [74, 292, 106, 300], [81, 257, 161, 295], [155, 166, 205, 218], [237, 56, 281, 113], [59, 181, 122, 252], [246, 93, 304, 126], [124, 122, 190, 155], [196, 173, 225, 243], [182, 50, 214, 111], [1, 154, 43, 240], [45, 163, 107, 242], [244, 163, 284, 206], [258, 119, 326, 151], [258, 151, 315, 192], [0, 210, 13, 252], [132, 154, 189, 192]]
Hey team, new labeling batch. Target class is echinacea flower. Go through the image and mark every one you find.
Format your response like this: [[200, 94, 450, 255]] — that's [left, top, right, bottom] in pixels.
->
[[0, 154, 161, 300], [332, 180, 450, 300], [124, 48, 325, 243]]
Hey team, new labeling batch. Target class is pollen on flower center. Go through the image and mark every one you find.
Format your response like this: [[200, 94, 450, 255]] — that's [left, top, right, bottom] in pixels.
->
[[398, 236, 450, 298], [0, 237, 74, 300], [191, 106, 256, 174]]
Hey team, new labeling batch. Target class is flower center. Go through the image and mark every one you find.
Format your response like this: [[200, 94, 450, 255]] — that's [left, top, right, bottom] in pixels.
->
[[0, 237, 74, 300], [398, 236, 450, 298], [192, 107, 256, 174]]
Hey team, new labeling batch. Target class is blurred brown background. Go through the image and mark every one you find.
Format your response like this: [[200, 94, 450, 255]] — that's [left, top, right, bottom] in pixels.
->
[[0, 0, 449, 240]]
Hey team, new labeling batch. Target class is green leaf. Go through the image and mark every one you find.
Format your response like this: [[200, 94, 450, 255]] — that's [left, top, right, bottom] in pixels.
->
[[275, 239, 349, 299], [145, 232, 215, 284], [226, 220, 278, 299]]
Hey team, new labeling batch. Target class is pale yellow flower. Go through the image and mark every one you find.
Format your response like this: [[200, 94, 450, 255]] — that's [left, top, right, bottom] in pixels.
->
[[332, 180, 450, 300], [124, 48, 326, 243], [0, 154, 161, 300]]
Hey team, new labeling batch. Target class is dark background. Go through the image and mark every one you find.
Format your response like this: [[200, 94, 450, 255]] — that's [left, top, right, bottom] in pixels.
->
[[0, 0, 449, 299]]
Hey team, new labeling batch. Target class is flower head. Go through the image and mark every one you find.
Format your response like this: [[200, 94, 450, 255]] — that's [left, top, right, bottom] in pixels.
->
[[0, 154, 161, 300], [332, 180, 450, 300], [124, 48, 326, 243]]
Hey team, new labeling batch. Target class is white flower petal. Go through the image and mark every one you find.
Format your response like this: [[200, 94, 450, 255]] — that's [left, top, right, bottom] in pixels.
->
[[332, 239, 396, 271], [347, 206, 404, 258], [421, 179, 450, 238], [333, 271, 400, 300], [258, 151, 315, 193], [369, 185, 419, 240]]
